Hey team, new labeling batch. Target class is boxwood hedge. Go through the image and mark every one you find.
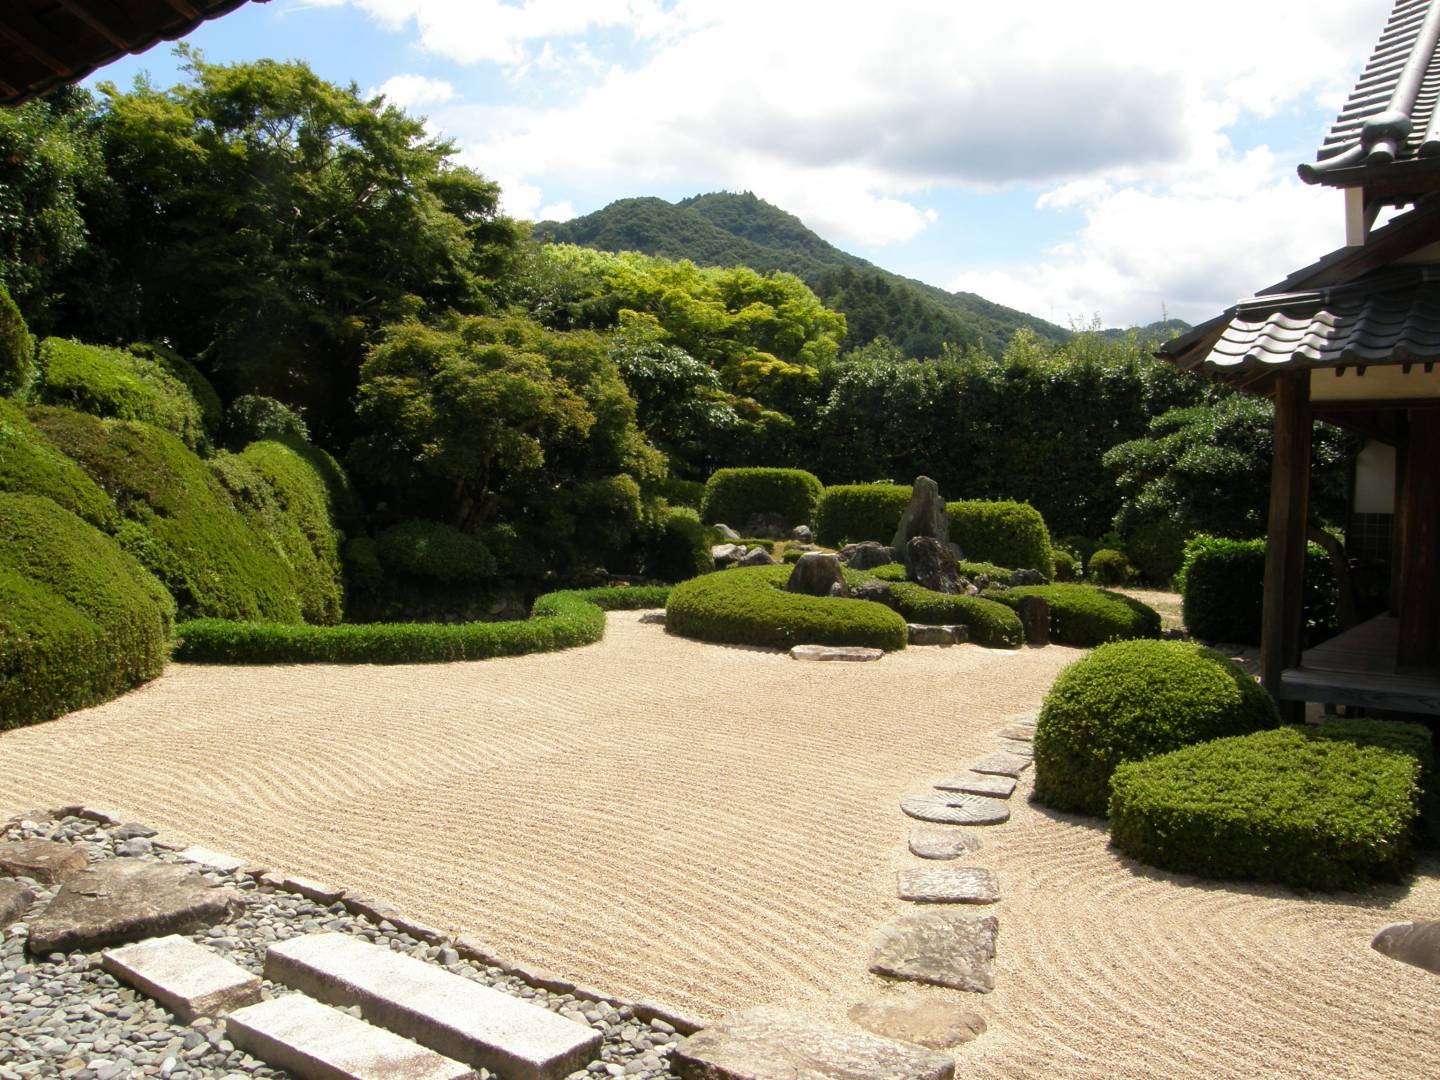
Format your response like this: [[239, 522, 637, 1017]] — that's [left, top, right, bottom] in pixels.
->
[[700, 467, 823, 528], [667, 564, 907, 651], [1109, 726, 1424, 890], [1033, 639, 1278, 816], [0, 493, 174, 729], [816, 484, 911, 546], [0, 399, 117, 530], [991, 584, 1161, 647], [1178, 534, 1336, 646], [948, 500, 1054, 578], [878, 579, 1024, 648]]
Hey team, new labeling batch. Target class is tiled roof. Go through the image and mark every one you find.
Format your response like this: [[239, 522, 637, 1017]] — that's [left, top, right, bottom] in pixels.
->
[[1301, 0, 1440, 182]]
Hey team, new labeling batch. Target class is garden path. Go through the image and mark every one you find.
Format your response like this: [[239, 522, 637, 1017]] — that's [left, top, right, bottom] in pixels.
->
[[0, 612, 1436, 1079]]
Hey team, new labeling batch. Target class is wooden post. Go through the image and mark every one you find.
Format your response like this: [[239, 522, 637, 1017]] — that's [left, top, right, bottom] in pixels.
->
[[1391, 419, 1408, 617], [1397, 407, 1440, 669], [1260, 374, 1312, 717]]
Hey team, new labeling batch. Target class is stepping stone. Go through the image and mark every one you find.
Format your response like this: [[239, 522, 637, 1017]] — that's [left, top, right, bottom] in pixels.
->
[[997, 738, 1034, 758], [897, 867, 999, 904], [906, 624, 959, 646], [266, 932, 600, 1080], [103, 934, 261, 1022], [970, 751, 1032, 778], [997, 723, 1034, 742], [1372, 921, 1440, 976], [177, 846, 245, 873], [281, 875, 345, 904], [907, 828, 981, 860], [0, 839, 87, 884], [869, 911, 998, 993], [847, 998, 986, 1049], [0, 879, 34, 929], [673, 1005, 953, 1080], [790, 645, 883, 662], [934, 773, 1016, 799], [638, 611, 666, 625], [27, 860, 244, 955], [226, 994, 473, 1080], [900, 793, 1009, 826]]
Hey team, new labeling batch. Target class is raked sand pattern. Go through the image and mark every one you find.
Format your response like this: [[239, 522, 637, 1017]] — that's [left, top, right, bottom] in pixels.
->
[[1, 610, 1436, 1079]]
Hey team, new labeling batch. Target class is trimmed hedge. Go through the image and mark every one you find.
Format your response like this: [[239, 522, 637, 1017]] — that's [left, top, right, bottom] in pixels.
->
[[1033, 639, 1278, 816], [376, 519, 498, 584], [948, 500, 1054, 578], [0, 284, 33, 397], [879, 579, 1024, 648], [700, 467, 823, 528], [868, 560, 1012, 583], [1087, 548, 1130, 584], [1178, 535, 1337, 646], [991, 584, 1160, 647], [223, 394, 309, 449], [645, 506, 714, 582], [816, 484, 910, 546], [126, 343, 223, 441], [1109, 726, 1423, 890], [667, 564, 908, 651], [174, 586, 670, 664], [0, 493, 174, 729], [1053, 549, 1078, 581], [0, 400, 117, 530]]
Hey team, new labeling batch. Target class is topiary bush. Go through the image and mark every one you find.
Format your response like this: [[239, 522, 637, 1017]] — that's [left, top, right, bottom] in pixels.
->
[[877, 579, 1024, 648], [991, 584, 1160, 647], [126, 343, 223, 442], [644, 506, 714, 582], [700, 467, 823, 529], [947, 500, 1054, 578], [1053, 549, 1078, 581], [1108, 726, 1424, 890], [1087, 548, 1131, 585], [0, 284, 34, 397], [376, 519, 498, 584], [0, 493, 174, 729], [667, 564, 907, 651], [659, 476, 705, 510], [1177, 535, 1337, 646], [1032, 639, 1278, 816], [222, 394, 310, 449], [0, 400, 117, 530], [1118, 510, 1190, 587], [816, 484, 911, 546]]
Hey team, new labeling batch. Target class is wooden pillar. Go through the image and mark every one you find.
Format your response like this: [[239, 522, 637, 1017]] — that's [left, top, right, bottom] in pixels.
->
[[1260, 374, 1312, 717], [1391, 419, 1408, 617], [1397, 407, 1440, 669]]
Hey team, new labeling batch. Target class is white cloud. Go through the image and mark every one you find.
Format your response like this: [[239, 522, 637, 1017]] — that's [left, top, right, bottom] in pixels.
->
[[369, 73, 456, 109], [537, 200, 578, 222]]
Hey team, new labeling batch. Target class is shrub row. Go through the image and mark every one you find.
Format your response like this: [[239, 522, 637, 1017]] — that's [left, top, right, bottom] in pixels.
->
[[947, 500, 1054, 578], [877, 579, 1024, 648], [700, 467, 823, 528], [1178, 535, 1337, 645], [992, 584, 1161, 647], [816, 484, 910, 547]]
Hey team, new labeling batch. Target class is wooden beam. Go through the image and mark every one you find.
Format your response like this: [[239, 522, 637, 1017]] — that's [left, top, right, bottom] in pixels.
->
[[163, 0, 203, 20], [1397, 407, 1440, 668], [1261, 374, 1312, 719], [0, 9, 76, 76], [52, 0, 138, 52]]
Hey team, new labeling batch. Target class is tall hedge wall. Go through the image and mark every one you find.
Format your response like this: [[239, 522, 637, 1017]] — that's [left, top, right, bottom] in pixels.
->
[[700, 467, 823, 528], [816, 484, 911, 546], [947, 500, 1054, 577]]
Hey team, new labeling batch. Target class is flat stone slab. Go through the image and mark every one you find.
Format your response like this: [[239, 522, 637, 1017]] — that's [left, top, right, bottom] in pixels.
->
[[996, 739, 1034, 758], [0, 839, 87, 884], [900, 793, 1009, 826], [897, 866, 999, 904], [998, 723, 1034, 742], [0, 879, 34, 929], [638, 611, 666, 625], [970, 751, 1032, 778], [907, 828, 981, 860], [847, 998, 986, 1049], [905, 624, 959, 647], [934, 772, 1016, 799], [869, 911, 998, 993], [27, 860, 244, 955], [673, 1005, 952, 1080], [266, 933, 600, 1080], [103, 934, 261, 1022], [281, 875, 345, 904], [227, 994, 475, 1080], [790, 645, 883, 662], [1372, 921, 1440, 976], [177, 846, 246, 873]]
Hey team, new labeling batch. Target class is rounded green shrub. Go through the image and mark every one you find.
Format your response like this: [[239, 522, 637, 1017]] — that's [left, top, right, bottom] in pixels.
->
[[1109, 726, 1423, 890], [0, 284, 34, 397], [992, 584, 1160, 646], [0, 400, 117, 530], [816, 484, 910, 546], [223, 394, 309, 450], [1087, 548, 1131, 585], [376, 519, 498, 584], [1053, 549, 1078, 581], [659, 476, 706, 510], [947, 500, 1054, 578], [878, 579, 1024, 648], [645, 506, 714, 582], [1119, 511, 1189, 586], [127, 343, 223, 440], [1032, 639, 1278, 816], [667, 564, 907, 651], [1178, 535, 1336, 646], [700, 467, 823, 528], [0, 493, 174, 729]]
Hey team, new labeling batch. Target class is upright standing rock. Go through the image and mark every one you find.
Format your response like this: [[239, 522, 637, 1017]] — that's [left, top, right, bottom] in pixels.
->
[[892, 477, 951, 566], [786, 552, 849, 597], [1016, 596, 1050, 646]]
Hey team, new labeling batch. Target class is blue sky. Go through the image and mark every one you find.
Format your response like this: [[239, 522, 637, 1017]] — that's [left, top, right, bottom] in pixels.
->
[[87, 0, 1385, 328]]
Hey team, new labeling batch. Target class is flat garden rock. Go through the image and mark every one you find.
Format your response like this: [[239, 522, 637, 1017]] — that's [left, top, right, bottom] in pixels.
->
[[897, 866, 999, 904], [906, 624, 958, 646], [838, 541, 894, 571], [996, 738, 1034, 758], [0, 879, 34, 929], [27, 859, 244, 955], [869, 911, 998, 993], [790, 645, 883, 662], [638, 611, 667, 625], [846, 998, 987, 1049], [908, 828, 981, 860], [102, 934, 261, 1022], [737, 546, 776, 567], [998, 722, 1035, 742], [970, 751, 1032, 778], [673, 1005, 953, 1080], [176, 846, 246, 873], [0, 839, 88, 884], [1372, 921, 1440, 976], [900, 792, 1009, 826], [934, 772, 1016, 799]]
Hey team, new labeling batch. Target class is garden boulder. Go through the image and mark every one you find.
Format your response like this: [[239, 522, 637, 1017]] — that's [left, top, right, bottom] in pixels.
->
[[839, 541, 893, 570], [786, 552, 848, 598], [892, 476, 951, 565], [907, 537, 963, 595]]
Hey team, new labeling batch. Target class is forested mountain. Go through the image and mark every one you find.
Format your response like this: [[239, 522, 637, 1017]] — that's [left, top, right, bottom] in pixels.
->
[[536, 192, 1073, 358]]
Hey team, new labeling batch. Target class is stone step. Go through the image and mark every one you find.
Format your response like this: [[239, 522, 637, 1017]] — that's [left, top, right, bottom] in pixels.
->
[[900, 792, 1009, 826], [226, 994, 474, 1080], [265, 933, 601, 1080], [102, 934, 261, 1023], [970, 751, 1032, 778], [934, 772, 1015, 799]]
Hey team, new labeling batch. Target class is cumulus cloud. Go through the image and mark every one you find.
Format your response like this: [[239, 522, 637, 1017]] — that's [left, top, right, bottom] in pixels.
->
[[369, 73, 456, 109]]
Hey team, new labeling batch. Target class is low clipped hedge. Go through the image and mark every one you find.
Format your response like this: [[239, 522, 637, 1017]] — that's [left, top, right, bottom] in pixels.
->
[[1109, 726, 1424, 890], [700, 467, 823, 528], [0, 493, 174, 728], [879, 579, 1024, 648], [991, 584, 1161, 647], [868, 560, 1014, 583], [1178, 535, 1337, 646], [667, 564, 907, 651], [175, 585, 670, 664], [816, 484, 910, 546], [1033, 639, 1278, 816], [948, 500, 1054, 578], [376, 519, 498, 584], [0, 399, 117, 530]]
